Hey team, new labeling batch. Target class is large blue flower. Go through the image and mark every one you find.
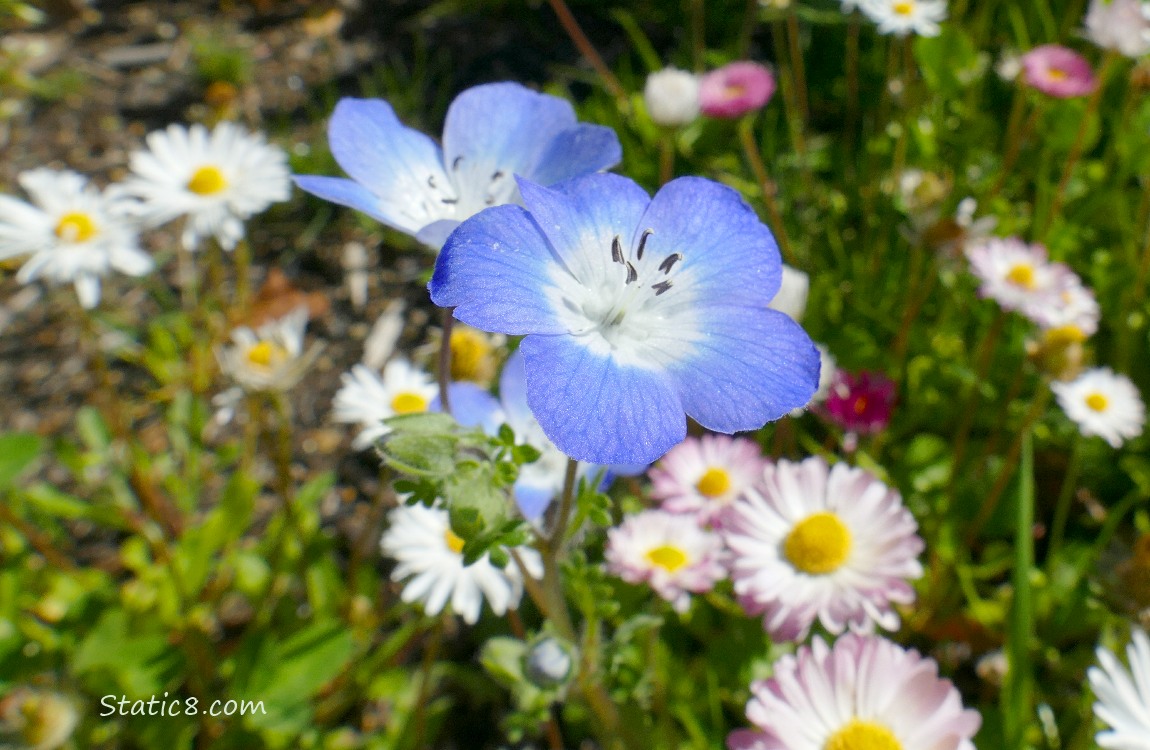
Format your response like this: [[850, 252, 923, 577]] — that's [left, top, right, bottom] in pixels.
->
[[429, 173, 821, 465], [293, 82, 622, 248]]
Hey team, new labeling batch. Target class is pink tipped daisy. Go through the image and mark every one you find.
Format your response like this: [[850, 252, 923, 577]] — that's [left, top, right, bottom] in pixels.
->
[[727, 633, 982, 750], [605, 510, 726, 613], [648, 434, 766, 525], [698, 62, 776, 119], [723, 457, 923, 641], [1031, 274, 1101, 337], [965, 237, 1070, 315], [821, 370, 896, 435], [1021, 45, 1098, 98]]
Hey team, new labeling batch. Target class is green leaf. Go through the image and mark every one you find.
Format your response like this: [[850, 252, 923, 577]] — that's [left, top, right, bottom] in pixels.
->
[[914, 26, 979, 97], [0, 433, 42, 489], [378, 433, 458, 476]]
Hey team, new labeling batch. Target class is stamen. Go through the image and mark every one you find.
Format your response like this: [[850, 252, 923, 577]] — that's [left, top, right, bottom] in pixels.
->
[[441, 198, 458, 205], [428, 175, 437, 188], [658, 253, 682, 273], [611, 236, 624, 264], [452, 156, 463, 170], [625, 262, 638, 284], [491, 170, 504, 181], [637, 228, 653, 260], [652, 280, 673, 296]]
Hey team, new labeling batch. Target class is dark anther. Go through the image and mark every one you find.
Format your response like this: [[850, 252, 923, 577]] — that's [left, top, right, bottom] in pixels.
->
[[428, 175, 437, 189], [441, 198, 458, 205], [657, 253, 682, 274], [611, 236, 624, 265], [453, 156, 464, 170], [625, 262, 638, 284], [637, 229, 653, 260], [486, 197, 495, 205], [653, 280, 673, 296], [492, 170, 505, 181]]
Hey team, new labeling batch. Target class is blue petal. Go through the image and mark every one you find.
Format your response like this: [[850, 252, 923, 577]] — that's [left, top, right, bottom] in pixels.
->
[[442, 83, 576, 186], [637, 176, 781, 307], [498, 349, 534, 429], [513, 481, 554, 521], [529, 124, 622, 186], [318, 98, 451, 236], [430, 205, 566, 335], [415, 219, 461, 249], [437, 382, 504, 434], [516, 174, 650, 279], [668, 307, 820, 432], [519, 334, 685, 464], [292, 176, 391, 223]]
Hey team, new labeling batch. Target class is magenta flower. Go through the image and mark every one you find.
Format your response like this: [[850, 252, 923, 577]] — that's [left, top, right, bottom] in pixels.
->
[[698, 62, 776, 119], [822, 370, 895, 434], [1021, 45, 1098, 98]]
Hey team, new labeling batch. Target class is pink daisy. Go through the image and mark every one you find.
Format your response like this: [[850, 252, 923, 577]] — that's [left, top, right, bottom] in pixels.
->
[[605, 510, 726, 613], [723, 457, 923, 641], [727, 633, 982, 750], [821, 370, 896, 434], [1021, 45, 1098, 98], [965, 237, 1069, 314], [698, 62, 776, 119], [648, 434, 766, 526]]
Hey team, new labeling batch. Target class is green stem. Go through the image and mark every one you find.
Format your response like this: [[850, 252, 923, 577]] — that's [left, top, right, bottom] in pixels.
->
[[233, 237, 252, 319], [689, 0, 705, 72], [786, 11, 808, 122], [545, 0, 628, 106], [658, 132, 676, 186], [949, 308, 1009, 495], [1047, 435, 1082, 562], [438, 307, 455, 415], [412, 617, 444, 749], [737, 117, 796, 265]]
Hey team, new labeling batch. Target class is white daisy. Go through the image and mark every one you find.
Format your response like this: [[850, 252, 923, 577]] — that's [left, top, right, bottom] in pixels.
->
[[0, 169, 152, 309], [1030, 275, 1101, 337], [332, 358, 439, 450], [1084, 0, 1150, 58], [728, 633, 981, 750], [859, 0, 947, 37], [604, 510, 727, 613], [723, 456, 924, 641], [380, 503, 543, 624], [1088, 628, 1150, 750], [216, 307, 319, 393], [124, 122, 290, 251], [1052, 367, 1145, 448]]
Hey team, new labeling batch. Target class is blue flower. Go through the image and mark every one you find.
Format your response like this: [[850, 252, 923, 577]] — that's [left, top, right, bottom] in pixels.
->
[[293, 82, 622, 248], [449, 350, 643, 521], [429, 173, 821, 465]]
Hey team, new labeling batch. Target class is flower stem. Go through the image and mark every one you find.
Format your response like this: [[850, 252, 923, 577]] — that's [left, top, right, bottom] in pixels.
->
[[1041, 52, 1117, 241], [948, 308, 1008, 496], [844, 14, 860, 166], [786, 11, 808, 123], [989, 98, 1042, 199], [658, 132, 676, 186], [966, 383, 1051, 546], [545, 0, 627, 105], [689, 0, 705, 72], [769, 19, 812, 192], [1047, 434, 1082, 562], [413, 616, 444, 749], [438, 307, 454, 415], [737, 117, 796, 265], [233, 237, 253, 320]]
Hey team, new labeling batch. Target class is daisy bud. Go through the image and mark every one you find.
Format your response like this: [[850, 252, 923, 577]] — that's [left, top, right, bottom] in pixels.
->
[[643, 67, 701, 128], [698, 62, 776, 119], [1026, 325, 1087, 382], [768, 265, 810, 322], [524, 637, 574, 687]]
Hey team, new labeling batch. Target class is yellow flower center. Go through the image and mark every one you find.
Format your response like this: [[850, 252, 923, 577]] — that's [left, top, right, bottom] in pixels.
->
[[449, 327, 495, 382], [645, 544, 689, 572], [54, 212, 98, 243], [1044, 325, 1087, 346], [1085, 392, 1108, 412], [245, 340, 289, 369], [1048, 67, 1068, 81], [444, 529, 465, 554], [825, 720, 902, 750], [187, 165, 228, 195], [892, 0, 915, 16], [695, 467, 732, 498], [784, 511, 853, 575], [853, 395, 869, 415], [1006, 263, 1036, 289], [391, 392, 429, 414]]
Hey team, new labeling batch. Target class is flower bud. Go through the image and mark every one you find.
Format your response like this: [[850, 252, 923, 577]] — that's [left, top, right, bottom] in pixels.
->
[[698, 62, 776, 118], [643, 67, 701, 128], [524, 637, 573, 687]]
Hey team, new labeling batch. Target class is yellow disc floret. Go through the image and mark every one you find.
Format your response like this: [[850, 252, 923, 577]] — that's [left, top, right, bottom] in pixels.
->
[[1085, 392, 1108, 412], [696, 467, 732, 498], [825, 720, 902, 750], [245, 340, 289, 369], [1005, 263, 1036, 289], [645, 544, 689, 573], [187, 165, 228, 195], [444, 529, 465, 554], [784, 511, 853, 575], [449, 327, 497, 383], [892, 0, 915, 16], [391, 392, 429, 414], [54, 212, 98, 243]]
